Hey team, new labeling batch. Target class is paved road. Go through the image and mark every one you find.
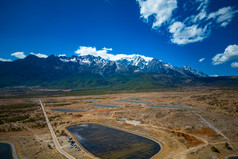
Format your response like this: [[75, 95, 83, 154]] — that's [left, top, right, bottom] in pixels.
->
[[39, 99, 76, 159]]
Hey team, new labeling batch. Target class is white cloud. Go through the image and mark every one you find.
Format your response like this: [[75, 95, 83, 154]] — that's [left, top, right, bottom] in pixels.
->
[[11, 52, 26, 59], [169, 22, 209, 45], [193, 0, 209, 22], [0, 58, 12, 62], [75, 46, 97, 56], [137, 0, 238, 45], [199, 58, 205, 62], [231, 62, 238, 68], [209, 74, 219, 77], [75, 46, 153, 62], [208, 6, 238, 27], [102, 47, 112, 51], [30, 52, 48, 58], [58, 54, 66, 57], [212, 44, 238, 65], [137, 0, 177, 28]]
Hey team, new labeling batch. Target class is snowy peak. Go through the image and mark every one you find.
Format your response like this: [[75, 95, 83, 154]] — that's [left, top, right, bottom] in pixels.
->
[[116, 55, 150, 69], [57, 54, 207, 77], [130, 56, 147, 67], [59, 55, 106, 66], [181, 66, 208, 77]]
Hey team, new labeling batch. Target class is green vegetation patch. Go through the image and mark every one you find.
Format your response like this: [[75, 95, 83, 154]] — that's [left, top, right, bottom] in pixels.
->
[[23, 117, 44, 123], [52, 103, 71, 107], [0, 103, 36, 110], [29, 123, 47, 129], [4, 115, 29, 122]]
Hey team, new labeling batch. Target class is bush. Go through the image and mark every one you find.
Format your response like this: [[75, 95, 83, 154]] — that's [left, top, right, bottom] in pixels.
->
[[225, 142, 232, 150], [61, 130, 65, 134], [5, 115, 29, 122], [211, 146, 220, 153], [1, 104, 35, 110], [8, 127, 22, 132], [53, 103, 71, 107], [29, 123, 47, 129]]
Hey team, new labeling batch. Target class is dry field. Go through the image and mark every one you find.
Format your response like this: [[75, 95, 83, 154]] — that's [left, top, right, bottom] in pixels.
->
[[0, 87, 238, 159]]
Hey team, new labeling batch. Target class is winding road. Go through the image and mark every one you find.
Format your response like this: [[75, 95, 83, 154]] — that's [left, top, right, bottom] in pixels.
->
[[39, 99, 76, 159]]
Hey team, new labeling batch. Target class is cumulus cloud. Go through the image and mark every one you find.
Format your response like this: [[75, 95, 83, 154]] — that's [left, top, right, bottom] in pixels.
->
[[0, 58, 12, 62], [137, 0, 238, 45], [30, 52, 48, 58], [75, 46, 153, 62], [199, 58, 205, 62], [169, 22, 209, 45], [231, 62, 238, 68], [212, 44, 238, 65], [11, 52, 26, 59], [137, 0, 177, 28]]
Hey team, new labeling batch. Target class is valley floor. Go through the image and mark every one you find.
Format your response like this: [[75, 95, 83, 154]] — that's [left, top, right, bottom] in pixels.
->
[[0, 87, 238, 159]]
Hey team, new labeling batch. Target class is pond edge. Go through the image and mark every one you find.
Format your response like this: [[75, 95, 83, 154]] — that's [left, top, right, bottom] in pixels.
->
[[0, 141, 19, 159]]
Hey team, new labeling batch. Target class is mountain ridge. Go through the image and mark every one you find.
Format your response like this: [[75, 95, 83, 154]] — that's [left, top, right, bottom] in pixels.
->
[[57, 54, 208, 77], [1, 54, 237, 90]]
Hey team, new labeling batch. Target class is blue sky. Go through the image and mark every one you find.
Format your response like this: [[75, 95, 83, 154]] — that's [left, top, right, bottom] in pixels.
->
[[0, 0, 238, 76]]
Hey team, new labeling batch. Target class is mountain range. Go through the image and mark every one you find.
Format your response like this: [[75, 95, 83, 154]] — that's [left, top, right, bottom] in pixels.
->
[[0, 54, 237, 90], [58, 54, 207, 77]]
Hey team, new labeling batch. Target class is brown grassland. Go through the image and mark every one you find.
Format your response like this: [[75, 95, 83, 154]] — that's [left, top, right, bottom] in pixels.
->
[[0, 87, 238, 159]]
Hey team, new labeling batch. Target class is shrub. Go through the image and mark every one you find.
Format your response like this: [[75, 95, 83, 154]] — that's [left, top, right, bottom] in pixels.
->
[[211, 146, 220, 153], [225, 142, 232, 150], [5, 115, 29, 122]]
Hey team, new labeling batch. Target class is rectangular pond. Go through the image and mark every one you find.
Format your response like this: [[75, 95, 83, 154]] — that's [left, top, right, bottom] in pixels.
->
[[89, 104, 119, 108], [0, 143, 13, 159], [116, 100, 150, 104], [21, 99, 33, 103], [51, 109, 86, 113], [67, 124, 161, 159], [148, 105, 192, 109], [47, 99, 57, 101]]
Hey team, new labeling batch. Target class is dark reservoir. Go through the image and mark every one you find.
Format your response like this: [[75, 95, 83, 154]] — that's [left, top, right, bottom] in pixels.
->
[[67, 124, 161, 159], [0, 143, 13, 159]]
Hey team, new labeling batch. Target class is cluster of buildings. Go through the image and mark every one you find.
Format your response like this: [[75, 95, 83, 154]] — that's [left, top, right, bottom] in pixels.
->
[[118, 117, 141, 126]]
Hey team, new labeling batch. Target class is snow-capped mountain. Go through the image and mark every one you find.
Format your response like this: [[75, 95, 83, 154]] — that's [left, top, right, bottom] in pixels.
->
[[58, 54, 208, 77], [4, 53, 238, 90], [0, 53, 212, 89]]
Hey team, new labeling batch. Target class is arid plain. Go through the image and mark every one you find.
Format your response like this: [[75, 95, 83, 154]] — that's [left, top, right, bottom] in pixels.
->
[[0, 87, 238, 159]]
